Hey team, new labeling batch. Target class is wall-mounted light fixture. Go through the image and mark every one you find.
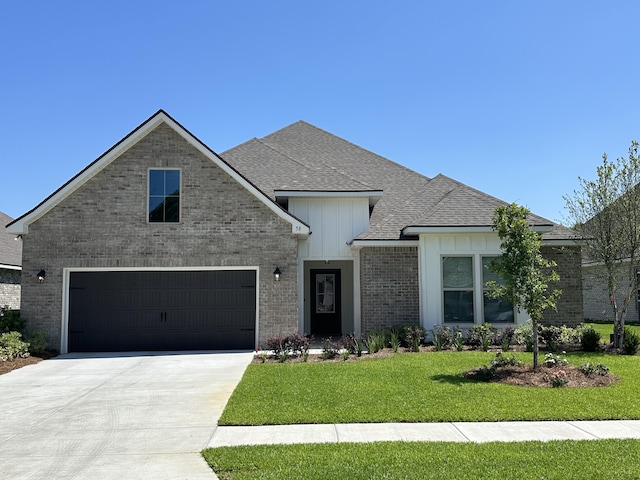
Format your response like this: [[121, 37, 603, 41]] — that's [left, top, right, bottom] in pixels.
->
[[37, 269, 46, 283], [273, 267, 281, 282]]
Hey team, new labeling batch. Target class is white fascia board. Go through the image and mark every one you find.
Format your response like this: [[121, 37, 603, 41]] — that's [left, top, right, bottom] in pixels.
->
[[8, 111, 310, 238], [276, 190, 383, 207], [163, 116, 310, 237], [349, 239, 419, 249], [7, 114, 166, 235], [0, 264, 21, 271]]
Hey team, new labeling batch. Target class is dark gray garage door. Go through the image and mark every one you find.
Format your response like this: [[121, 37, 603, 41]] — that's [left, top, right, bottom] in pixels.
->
[[68, 270, 256, 352]]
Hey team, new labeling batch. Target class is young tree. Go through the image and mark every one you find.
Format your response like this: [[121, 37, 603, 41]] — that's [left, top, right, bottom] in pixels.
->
[[487, 203, 561, 368], [564, 141, 640, 349]]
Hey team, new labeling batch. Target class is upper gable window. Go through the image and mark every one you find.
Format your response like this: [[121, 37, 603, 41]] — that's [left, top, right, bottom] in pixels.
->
[[148, 169, 180, 223]]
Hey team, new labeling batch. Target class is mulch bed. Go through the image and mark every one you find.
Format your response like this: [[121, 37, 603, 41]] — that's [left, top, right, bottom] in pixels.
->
[[0, 352, 58, 376], [255, 347, 619, 388], [463, 363, 619, 388]]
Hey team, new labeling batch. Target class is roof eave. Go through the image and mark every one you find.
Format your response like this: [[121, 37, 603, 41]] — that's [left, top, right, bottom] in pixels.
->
[[402, 224, 554, 235]]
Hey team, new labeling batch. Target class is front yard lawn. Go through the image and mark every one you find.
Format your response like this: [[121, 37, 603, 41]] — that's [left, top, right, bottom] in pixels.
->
[[219, 351, 640, 425], [204, 439, 640, 480]]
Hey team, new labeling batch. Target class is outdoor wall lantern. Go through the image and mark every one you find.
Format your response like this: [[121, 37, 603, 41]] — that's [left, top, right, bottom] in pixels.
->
[[37, 270, 46, 283], [273, 267, 281, 282]]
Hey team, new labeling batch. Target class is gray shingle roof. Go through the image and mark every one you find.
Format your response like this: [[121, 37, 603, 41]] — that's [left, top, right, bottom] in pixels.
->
[[0, 211, 21, 267], [222, 121, 576, 242]]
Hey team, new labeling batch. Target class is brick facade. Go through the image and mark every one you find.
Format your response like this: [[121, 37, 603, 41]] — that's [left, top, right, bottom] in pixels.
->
[[583, 263, 639, 323], [360, 246, 420, 334], [20, 124, 299, 350], [0, 269, 20, 309], [540, 245, 583, 327]]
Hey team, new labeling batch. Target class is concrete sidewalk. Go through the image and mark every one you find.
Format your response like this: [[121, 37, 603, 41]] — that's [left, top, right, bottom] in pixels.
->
[[208, 420, 640, 447]]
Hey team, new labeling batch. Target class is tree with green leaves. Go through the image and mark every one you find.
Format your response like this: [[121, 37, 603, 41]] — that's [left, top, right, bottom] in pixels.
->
[[487, 203, 561, 368], [564, 141, 640, 349]]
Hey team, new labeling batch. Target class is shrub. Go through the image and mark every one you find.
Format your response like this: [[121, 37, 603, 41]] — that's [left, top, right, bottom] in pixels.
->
[[264, 332, 311, 360], [580, 327, 601, 352], [474, 365, 497, 381], [453, 329, 464, 351], [560, 325, 583, 345], [622, 327, 640, 355], [540, 325, 562, 352], [491, 351, 521, 367], [405, 324, 425, 352], [389, 330, 400, 353], [0, 331, 30, 361], [432, 325, 452, 351], [580, 362, 609, 376], [543, 352, 568, 367], [514, 320, 535, 351], [494, 326, 515, 351], [366, 330, 387, 354], [0, 307, 26, 333], [24, 330, 48, 356], [468, 323, 494, 351], [321, 338, 340, 360], [340, 333, 363, 355], [548, 370, 569, 388]]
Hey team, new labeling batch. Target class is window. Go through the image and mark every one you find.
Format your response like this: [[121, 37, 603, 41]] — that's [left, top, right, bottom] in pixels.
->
[[482, 256, 514, 323], [442, 256, 474, 323], [148, 169, 180, 223]]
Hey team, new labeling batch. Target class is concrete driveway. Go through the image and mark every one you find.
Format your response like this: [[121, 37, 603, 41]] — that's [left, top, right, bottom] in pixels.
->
[[0, 351, 253, 480]]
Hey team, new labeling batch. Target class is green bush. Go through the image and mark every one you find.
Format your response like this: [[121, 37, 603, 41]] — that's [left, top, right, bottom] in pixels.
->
[[514, 320, 534, 351], [431, 325, 452, 351], [405, 325, 425, 352], [0, 331, 30, 361], [321, 338, 340, 360], [580, 327, 601, 352], [540, 325, 562, 352], [24, 330, 48, 356], [580, 362, 609, 376], [468, 323, 494, 351], [366, 330, 387, 353], [0, 307, 26, 333], [622, 327, 640, 355], [264, 332, 311, 360]]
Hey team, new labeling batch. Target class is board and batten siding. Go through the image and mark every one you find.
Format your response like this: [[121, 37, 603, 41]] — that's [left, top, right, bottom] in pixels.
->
[[419, 233, 530, 333], [289, 197, 370, 259]]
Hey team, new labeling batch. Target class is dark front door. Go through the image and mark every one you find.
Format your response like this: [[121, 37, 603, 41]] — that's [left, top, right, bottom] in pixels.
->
[[310, 269, 341, 335]]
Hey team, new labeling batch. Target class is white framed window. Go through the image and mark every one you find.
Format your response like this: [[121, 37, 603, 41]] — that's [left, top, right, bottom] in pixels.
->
[[148, 169, 181, 223], [442, 256, 474, 323], [481, 256, 515, 323]]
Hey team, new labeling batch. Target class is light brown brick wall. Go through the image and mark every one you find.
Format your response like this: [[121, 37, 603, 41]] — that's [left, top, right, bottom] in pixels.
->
[[583, 263, 639, 323], [0, 269, 21, 309], [540, 246, 583, 327], [20, 123, 299, 350], [360, 246, 419, 334]]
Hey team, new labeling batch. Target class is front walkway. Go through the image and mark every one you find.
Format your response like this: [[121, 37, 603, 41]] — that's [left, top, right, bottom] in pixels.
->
[[208, 420, 640, 447]]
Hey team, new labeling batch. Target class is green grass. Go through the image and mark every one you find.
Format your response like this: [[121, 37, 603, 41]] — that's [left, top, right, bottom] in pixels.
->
[[585, 321, 640, 342], [203, 439, 640, 479], [219, 351, 640, 425]]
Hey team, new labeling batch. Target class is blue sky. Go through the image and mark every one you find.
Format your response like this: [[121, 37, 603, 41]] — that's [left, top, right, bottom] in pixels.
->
[[2, 1, 639, 223]]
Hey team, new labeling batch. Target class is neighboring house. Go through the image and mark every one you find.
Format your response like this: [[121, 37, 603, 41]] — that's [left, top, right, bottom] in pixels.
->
[[0, 211, 22, 310], [6, 110, 582, 353], [583, 262, 640, 323]]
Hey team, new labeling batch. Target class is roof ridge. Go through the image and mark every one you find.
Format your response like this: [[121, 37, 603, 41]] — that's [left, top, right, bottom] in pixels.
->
[[263, 121, 431, 183], [259, 136, 378, 191]]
